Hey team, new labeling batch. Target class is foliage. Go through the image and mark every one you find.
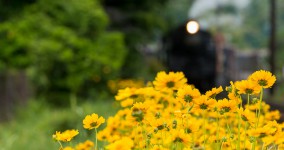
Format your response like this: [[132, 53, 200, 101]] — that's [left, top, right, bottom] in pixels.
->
[[102, 0, 174, 79], [0, 0, 127, 105], [232, 0, 269, 49]]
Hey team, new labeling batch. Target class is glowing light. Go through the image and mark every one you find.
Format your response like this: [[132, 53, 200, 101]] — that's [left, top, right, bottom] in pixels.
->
[[186, 20, 199, 34]]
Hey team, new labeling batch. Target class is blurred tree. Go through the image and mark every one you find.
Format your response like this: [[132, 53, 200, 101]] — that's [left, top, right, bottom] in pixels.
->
[[231, 0, 269, 48], [163, 0, 195, 29], [102, 0, 195, 79], [276, 1, 284, 72], [0, 0, 127, 106], [0, 0, 197, 106]]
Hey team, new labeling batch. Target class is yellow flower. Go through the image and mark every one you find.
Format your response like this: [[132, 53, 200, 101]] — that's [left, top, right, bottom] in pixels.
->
[[235, 80, 261, 95], [153, 71, 187, 91], [263, 120, 282, 136], [238, 108, 255, 125], [115, 87, 141, 107], [176, 85, 201, 105], [205, 86, 223, 98], [105, 137, 133, 150], [182, 118, 200, 133], [166, 129, 191, 146], [248, 70, 276, 88], [265, 110, 280, 121], [193, 95, 216, 110], [150, 145, 169, 150], [149, 117, 167, 131], [120, 99, 134, 107], [97, 128, 111, 141], [83, 113, 105, 130], [217, 98, 237, 115], [53, 129, 79, 142], [115, 87, 139, 101], [226, 81, 241, 103], [75, 140, 94, 150]]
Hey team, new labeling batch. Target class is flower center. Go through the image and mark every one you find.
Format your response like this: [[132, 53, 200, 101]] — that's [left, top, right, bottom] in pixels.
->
[[185, 128, 192, 133], [241, 115, 248, 121], [184, 95, 192, 103], [245, 88, 253, 94], [173, 137, 183, 143], [166, 81, 175, 88], [222, 107, 231, 113], [90, 122, 98, 127], [258, 80, 267, 86], [200, 103, 208, 110]]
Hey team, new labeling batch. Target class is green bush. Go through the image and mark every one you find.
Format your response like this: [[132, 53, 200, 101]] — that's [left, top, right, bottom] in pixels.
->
[[0, 0, 127, 105]]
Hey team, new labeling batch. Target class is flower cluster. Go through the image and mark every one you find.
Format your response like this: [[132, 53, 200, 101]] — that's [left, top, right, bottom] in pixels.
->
[[53, 70, 283, 150], [53, 113, 105, 150]]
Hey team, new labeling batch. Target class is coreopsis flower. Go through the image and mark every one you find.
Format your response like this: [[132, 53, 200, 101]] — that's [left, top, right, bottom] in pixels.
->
[[120, 99, 134, 107], [75, 140, 94, 150], [166, 129, 191, 146], [150, 132, 165, 145], [115, 87, 141, 107], [205, 86, 223, 98], [150, 145, 169, 150], [245, 101, 270, 112], [131, 102, 149, 122], [97, 128, 111, 141], [235, 80, 261, 95], [193, 95, 216, 110], [53, 129, 79, 142], [148, 117, 167, 131], [217, 98, 237, 115], [248, 70, 276, 88], [238, 108, 255, 125], [248, 127, 271, 138], [182, 119, 200, 133], [105, 137, 134, 150], [226, 81, 241, 103], [176, 85, 201, 105], [153, 71, 187, 91], [265, 110, 281, 121], [83, 113, 105, 130]]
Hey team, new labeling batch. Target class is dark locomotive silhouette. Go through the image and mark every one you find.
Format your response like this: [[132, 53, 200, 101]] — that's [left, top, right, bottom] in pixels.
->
[[163, 20, 217, 93]]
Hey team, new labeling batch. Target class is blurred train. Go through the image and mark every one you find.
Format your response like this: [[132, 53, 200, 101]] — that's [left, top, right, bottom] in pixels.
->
[[163, 20, 217, 93]]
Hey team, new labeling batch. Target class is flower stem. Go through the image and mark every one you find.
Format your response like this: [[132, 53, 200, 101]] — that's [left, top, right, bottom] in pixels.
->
[[57, 140, 63, 149], [247, 94, 250, 105], [237, 112, 241, 150], [216, 113, 221, 150], [256, 87, 263, 127], [95, 128, 98, 150], [203, 110, 206, 149]]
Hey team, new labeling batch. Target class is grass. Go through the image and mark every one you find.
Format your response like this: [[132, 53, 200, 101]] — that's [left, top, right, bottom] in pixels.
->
[[0, 98, 119, 150]]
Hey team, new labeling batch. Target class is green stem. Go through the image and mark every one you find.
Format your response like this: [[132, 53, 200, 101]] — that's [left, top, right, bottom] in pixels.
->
[[95, 128, 98, 150], [243, 122, 248, 149], [252, 88, 263, 150], [191, 133, 195, 149], [203, 110, 206, 149], [247, 94, 250, 105], [225, 115, 233, 150], [237, 112, 241, 150], [256, 87, 263, 127], [57, 140, 63, 149], [216, 113, 221, 150]]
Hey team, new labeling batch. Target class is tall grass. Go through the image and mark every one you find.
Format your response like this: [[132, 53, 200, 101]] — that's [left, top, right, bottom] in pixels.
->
[[0, 98, 118, 150]]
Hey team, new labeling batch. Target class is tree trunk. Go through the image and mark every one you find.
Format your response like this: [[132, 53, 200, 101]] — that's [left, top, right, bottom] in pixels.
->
[[269, 0, 276, 95]]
